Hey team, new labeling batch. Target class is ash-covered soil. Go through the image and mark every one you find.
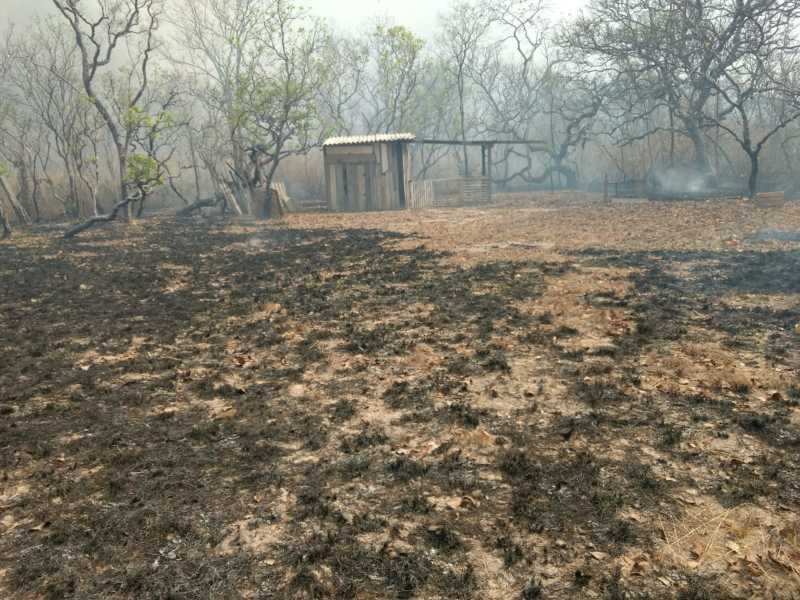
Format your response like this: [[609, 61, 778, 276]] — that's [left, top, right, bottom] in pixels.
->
[[1, 195, 799, 599]]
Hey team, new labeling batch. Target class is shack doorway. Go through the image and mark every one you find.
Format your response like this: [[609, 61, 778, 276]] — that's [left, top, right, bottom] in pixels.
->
[[334, 162, 375, 212]]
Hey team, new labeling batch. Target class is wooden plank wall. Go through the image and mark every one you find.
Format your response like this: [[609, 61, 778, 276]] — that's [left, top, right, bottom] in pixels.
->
[[324, 142, 408, 211]]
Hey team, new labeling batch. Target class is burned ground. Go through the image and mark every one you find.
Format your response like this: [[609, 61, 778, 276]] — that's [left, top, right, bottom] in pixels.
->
[[1, 197, 800, 599]]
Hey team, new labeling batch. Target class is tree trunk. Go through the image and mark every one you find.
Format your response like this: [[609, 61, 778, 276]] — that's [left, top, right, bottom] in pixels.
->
[[687, 125, 710, 173], [0, 199, 11, 238], [0, 176, 32, 225], [262, 174, 288, 220], [176, 194, 223, 217], [669, 108, 676, 167], [458, 68, 469, 176], [91, 186, 100, 216], [231, 144, 251, 215], [17, 161, 36, 220], [63, 195, 134, 239], [559, 164, 578, 189], [245, 182, 260, 217], [189, 138, 202, 201], [30, 158, 42, 223], [747, 152, 759, 200], [118, 152, 131, 222], [66, 167, 80, 217]]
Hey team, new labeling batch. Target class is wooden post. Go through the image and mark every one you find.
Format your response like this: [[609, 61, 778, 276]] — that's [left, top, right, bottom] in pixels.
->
[[603, 174, 609, 203], [481, 144, 487, 177], [487, 144, 493, 202], [396, 142, 407, 209], [323, 147, 328, 208]]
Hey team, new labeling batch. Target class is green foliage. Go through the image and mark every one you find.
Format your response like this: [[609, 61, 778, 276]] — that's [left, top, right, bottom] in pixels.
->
[[374, 25, 424, 65], [0, 162, 8, 178], [367, 24, 425, 131], [233, 4, 328, 158], [373, 25, 424, 85], [124, 106, 150, 130], [125, 154, 163, 187], [124, 106, 175, 133]]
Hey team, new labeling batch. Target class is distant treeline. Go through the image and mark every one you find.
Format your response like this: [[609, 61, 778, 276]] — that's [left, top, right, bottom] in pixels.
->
[[1, 0, 800, 235]]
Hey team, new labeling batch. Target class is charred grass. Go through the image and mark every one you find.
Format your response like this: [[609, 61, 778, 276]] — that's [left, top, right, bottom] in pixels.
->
[[1, 212, 799, 599]]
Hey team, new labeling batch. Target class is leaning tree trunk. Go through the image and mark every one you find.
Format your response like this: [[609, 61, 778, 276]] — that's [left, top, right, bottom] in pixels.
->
[[0, 199, 11, 238], [63, 195, 135, 239], [0, 176, 31, 226], [205, 161, 242, 216], [176, 193, 224, 217]]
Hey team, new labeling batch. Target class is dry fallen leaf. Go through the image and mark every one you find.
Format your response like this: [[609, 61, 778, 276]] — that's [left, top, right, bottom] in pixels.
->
[[768, 551, 798, 574], [288, 384, 306, 398], [726, 541, 742, 555]]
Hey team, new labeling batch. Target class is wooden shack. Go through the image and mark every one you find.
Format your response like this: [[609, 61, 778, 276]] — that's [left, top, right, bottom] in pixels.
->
[[323, 133, 415, 212]]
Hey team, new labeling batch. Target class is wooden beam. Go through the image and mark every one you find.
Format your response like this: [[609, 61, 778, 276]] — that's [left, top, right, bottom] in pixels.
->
[[419, 139, 548, 147]]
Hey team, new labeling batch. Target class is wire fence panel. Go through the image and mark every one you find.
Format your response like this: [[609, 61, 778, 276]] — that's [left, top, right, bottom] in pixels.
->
[[408, 177, 491, 209], [409, 180, 434, 209]]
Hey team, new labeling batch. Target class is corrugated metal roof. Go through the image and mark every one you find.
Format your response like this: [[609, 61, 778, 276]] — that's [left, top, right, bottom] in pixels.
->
[[323, 133, 416, 147]]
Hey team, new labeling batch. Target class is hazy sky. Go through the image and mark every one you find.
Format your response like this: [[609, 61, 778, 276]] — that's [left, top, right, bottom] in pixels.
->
[[308, 0, 587, 35], [5, 0, 588, 36]]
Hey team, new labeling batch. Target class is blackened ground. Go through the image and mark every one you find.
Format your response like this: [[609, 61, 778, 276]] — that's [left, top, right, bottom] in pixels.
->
[[0, 209, 799, 599]]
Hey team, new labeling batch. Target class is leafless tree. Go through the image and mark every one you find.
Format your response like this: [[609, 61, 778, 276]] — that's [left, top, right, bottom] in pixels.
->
[[357, 24, 426, 135], [570, 0, 800, 191], [169, 0, 267, 214], [52, 0, 162, 237], [568, 0, 729, 173], [238, 0, 329, 218], [317, 33, 368, 136], [440, 2, 492, 175], [0, 33, 36, 229], [701, 1, 800, 197], [6, 18, 107, 218]]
